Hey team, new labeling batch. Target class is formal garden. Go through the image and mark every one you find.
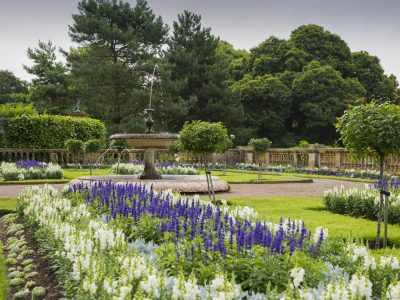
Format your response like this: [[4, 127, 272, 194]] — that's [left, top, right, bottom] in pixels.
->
[[1, 0, 400, 299]]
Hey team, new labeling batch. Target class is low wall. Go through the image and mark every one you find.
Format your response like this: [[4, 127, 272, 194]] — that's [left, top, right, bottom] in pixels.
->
[[1, 147, 399, 174]]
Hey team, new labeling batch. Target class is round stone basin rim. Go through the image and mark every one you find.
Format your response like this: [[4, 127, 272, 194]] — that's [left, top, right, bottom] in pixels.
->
[[110, 132, 178, 139]]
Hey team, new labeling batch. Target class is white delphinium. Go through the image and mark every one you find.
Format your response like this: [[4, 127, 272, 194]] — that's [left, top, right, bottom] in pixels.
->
[[363, 256, 377, 270], [171, 274, 200, 300], [386, 282, 400, 299], [290, 267, 305, 288], [140, 274, 161, 298], [323, 280, 350, 300], [83, 279, 97, 295], [313, 226, 328, 244], [380, 256, 400, 269], [348, 274, 372, 300], [209, 274, 241, 300]]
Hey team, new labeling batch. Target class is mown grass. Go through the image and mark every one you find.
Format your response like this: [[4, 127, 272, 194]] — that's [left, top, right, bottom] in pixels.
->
[[228, 196, 400, 255], [0, 179, 69, 185], [203, 170, 312, 184], [63, 168, 111, 180], [0, 241, 7, 300], [0, 198, 17, 216], [218, 168, 373, 183]]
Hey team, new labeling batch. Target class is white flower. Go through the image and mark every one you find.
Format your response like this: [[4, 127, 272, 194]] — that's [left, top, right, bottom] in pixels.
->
[[313, 226, 328, 244], [348, 274, 372, 300], [386, 282, 400, 299], [290, 267, 305, 288]]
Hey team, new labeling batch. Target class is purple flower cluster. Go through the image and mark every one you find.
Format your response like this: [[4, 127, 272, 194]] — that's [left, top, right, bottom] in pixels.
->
[[373, 177, 400, 190], [68, 181, 316, 258], [16, 160, 47, 169]]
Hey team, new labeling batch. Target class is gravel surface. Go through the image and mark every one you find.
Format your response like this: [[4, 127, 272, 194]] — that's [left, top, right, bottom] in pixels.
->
[[0, 179, 368, 199]]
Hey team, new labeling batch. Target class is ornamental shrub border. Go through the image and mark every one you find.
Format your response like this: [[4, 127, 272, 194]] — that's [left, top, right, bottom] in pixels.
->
[[210, 163, 392, 181], [5, 115, 106, 149], [0, 161, 63, 181], [323, 186, 400, 225], [15, 184, 400, 299], [111, 163, 199, 175]]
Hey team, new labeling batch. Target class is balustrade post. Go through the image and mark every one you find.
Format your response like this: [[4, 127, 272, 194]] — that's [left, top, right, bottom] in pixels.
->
[[308, 150, 320, 168]]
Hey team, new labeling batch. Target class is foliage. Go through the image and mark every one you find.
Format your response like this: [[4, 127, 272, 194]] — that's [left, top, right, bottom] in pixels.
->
[[5, 115, 106, 149], [249, 138, 272, 154], [0, 70, 28, 103], [0, 103, 38, 117], [292, 62, 365, 144], [178, 121, 232, 155], [67, 0, 168, 133], [17, 184, 400, 299], [337, 101, 400, 160], [323, 186, 400, 225], [111, 163, 199, 175], [84, 139, 102, 154], [352, 51, 397, 101], [162, 11, 245, 141], [24, 40, 72, 114], [298, 140, 310, 148], [0, 241, 7, 300], [65, 139, 84, 156]]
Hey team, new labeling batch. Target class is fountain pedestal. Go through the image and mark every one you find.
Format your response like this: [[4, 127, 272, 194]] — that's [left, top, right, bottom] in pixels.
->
[[139, 149, 161, 179]]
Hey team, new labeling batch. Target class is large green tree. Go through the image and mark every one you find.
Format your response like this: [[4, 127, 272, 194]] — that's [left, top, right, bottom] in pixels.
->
[[24, 41, 71, 113], [163, 11, 244, 138], [352, 51, 397, 100], [67, 0, 168, 133], [0, 70, 29, 103], [231, 74, 292, 144], [292, 61, 365, 144]]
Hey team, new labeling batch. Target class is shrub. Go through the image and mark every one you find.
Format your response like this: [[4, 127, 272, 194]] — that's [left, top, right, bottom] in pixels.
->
[[65, 139, 84, 156], [5, 115, 106, 149], [0, 103, 38, 117], [249, 138, 272, 154], [85, 139, 102, 154]]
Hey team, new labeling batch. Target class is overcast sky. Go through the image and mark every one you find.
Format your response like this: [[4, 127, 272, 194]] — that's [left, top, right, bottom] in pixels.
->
[[0, 0, 399, 82]]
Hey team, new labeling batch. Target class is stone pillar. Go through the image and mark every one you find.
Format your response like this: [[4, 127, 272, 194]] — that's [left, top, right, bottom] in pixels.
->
[[49, 152, 58, 164], [334, 151, 342, 169], [264, 151, 270, 166], [245, 151, 254, 164], [292, 151, 298, 166], [308, 150, 320, 168]]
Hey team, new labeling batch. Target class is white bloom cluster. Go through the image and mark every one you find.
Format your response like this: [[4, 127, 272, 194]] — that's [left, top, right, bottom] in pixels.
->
[[313, 226, 328, 244], [111, 163, 200, 175], [0, 162, 63, 181], [290, 267, 305, 288]]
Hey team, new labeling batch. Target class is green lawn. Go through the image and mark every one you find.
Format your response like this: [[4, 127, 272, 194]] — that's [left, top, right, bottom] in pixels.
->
[[0, 198, 17, 216], [0, 241, 7, 300], [218, 168, 373, 183], [228, 196, 400, 253], [205, 170, 312, 184], [63, 168, 111, 180]]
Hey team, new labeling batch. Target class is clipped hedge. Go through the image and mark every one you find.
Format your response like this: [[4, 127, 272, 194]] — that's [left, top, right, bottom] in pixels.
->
[[5, 115, 106, 149]]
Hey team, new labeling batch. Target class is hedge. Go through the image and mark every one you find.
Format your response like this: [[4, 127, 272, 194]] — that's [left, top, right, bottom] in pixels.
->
[[5, 115, 106, 149]]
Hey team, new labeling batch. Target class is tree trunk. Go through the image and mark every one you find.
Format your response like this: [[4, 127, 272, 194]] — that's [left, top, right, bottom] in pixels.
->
[[375, 155, 385, 249]]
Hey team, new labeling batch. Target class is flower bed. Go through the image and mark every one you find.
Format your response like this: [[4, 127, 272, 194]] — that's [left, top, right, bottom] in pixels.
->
[[16, 184, 400, 299], [111, 162, 199, 175], [211, 163, 393, 181], [324, 185, 400, 225], [0, 161, 63, 181]]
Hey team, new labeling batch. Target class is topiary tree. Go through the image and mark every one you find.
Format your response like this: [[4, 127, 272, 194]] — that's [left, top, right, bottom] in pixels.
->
[[249, 137, 272, 179], [65, 139, 84, 169], [336, 101, 400, 248], [84, 139, 102, 175], [178, 121, 232, 201]]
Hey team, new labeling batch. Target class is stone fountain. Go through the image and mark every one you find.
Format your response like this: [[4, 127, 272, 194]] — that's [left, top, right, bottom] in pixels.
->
[[73, 65, 229, 193]]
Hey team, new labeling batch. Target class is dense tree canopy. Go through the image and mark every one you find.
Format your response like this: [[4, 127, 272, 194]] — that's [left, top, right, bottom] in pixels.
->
[[0, 70, 28, 104], [20, 0, 398, 147]]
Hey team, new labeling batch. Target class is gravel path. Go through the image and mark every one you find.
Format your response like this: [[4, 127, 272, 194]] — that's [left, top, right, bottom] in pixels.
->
[[0, 184, 66, 198], [0, 178, 368, 198], [217, 179, 368, 198]]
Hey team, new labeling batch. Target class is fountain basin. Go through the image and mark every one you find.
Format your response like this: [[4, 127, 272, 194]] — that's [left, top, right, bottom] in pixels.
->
[[110, 133, 177, 148], [71, 174, 230, 193]]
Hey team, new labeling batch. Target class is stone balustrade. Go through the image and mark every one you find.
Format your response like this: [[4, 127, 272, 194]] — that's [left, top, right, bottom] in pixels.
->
[[1, 147, 400, 174]]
